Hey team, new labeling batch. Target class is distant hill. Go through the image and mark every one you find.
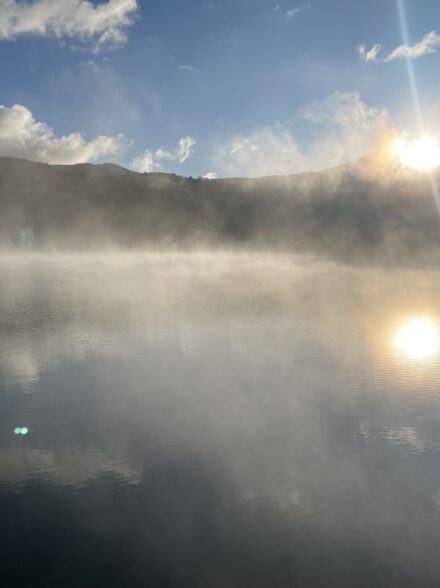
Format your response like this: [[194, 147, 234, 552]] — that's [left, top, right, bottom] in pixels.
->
[[0, 156, 439, 263]]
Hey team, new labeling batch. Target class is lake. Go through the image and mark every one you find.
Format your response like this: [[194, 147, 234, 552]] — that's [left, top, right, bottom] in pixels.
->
[[2, 252, 440, 587]]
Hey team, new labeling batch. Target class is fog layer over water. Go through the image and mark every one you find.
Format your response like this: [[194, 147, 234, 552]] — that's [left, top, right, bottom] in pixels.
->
[[2, 252, 440, 587], [3, 156, 440, 266]]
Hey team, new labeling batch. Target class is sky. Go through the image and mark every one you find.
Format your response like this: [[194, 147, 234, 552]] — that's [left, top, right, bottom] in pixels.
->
[[1, 0, 440, 177]]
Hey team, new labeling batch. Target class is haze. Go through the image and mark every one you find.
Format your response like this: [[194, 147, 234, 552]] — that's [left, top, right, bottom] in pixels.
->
[[2, 1, 440, 587]]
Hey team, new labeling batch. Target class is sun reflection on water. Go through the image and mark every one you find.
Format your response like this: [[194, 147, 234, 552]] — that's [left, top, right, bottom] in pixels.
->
[[395, 317, 439, 360]]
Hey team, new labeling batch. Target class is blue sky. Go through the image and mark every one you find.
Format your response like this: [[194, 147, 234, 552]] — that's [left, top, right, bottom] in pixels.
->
[[1, 0, 440, 177]]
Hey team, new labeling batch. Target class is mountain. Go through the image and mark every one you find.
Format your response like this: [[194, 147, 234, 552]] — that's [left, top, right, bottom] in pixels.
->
[[0, 156, 439, 263]]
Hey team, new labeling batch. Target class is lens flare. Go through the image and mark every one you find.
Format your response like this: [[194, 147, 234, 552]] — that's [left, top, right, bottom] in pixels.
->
[[393, 136, 440, 170], [395, 318, 439, 360]]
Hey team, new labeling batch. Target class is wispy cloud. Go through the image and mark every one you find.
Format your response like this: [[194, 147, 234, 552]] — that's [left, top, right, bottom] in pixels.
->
[[0, 104, 128, 164], [179, 65, 198, 73], [176, 136, 196, 163], [357, 43, 382, 62], [358, 31, 440, 63], [131, 136, 196, 173], [211, 92, 389, 177], [0, 0, 138, 52], [384, 30, 440, 61], [286, 8, 300, 19], [131, 150, 158, 173]]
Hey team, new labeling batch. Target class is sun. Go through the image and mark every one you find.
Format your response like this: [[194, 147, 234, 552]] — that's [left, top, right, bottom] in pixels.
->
[[393, 136, 440, 171], [395, 318, 439, 360]]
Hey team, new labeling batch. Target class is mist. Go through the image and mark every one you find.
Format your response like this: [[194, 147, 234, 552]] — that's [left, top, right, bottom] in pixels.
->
[[5, 0, 440, 583], [1, 155, 440, 266], [3, 249, 440, 586], [3, 143, 440, 585]]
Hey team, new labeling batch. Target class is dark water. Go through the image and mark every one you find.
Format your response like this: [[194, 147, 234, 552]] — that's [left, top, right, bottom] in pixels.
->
[[2, 252, 440, 587]]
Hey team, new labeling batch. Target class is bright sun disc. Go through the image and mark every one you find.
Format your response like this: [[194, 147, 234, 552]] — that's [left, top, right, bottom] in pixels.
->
[[395, 318, 439, 360], [393, 137, 440, 170]]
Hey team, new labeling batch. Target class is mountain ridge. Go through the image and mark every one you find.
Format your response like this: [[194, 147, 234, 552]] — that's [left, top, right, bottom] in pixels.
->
[[0, 155, 439, 263]]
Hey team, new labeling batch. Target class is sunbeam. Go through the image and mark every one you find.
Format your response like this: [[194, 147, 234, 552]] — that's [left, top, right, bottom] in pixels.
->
[[396, 0, 440, 210]]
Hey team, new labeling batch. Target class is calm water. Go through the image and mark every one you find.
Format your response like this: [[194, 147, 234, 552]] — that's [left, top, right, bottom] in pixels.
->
[[2, 252, 440, 587]]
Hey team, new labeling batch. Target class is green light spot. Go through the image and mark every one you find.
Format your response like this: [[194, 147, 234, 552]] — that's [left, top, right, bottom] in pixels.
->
[[14, 427, 21, 435], [20, 427, 29, 435]]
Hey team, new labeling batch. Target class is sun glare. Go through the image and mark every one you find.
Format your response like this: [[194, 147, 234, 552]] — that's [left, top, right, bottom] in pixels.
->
[[395, 318, 439, 360], [393, 136, 440, 171]]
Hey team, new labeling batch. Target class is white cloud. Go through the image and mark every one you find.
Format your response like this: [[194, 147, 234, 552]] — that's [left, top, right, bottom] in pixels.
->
[[357, 43, 381, 62], [286, 8, 300, 18], [179, 65, 198, 73], [0, 0, 138, 51], [358, 31, 440, 63], [298, 91, 382, 127], [131, 150, 158, 173], [131, 136, 196, 173], [154, 147, 174, 161], [177, 136, 196, 163], [213, 127, 304, 178], [384, 30, 440, 61], [0, 104, 128, 164], [203, 171, 217, 179], [211, 92, 389, 177]]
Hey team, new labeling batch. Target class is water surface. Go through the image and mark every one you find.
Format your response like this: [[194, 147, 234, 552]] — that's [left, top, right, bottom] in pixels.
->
[[2, 252, 440, 587]]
